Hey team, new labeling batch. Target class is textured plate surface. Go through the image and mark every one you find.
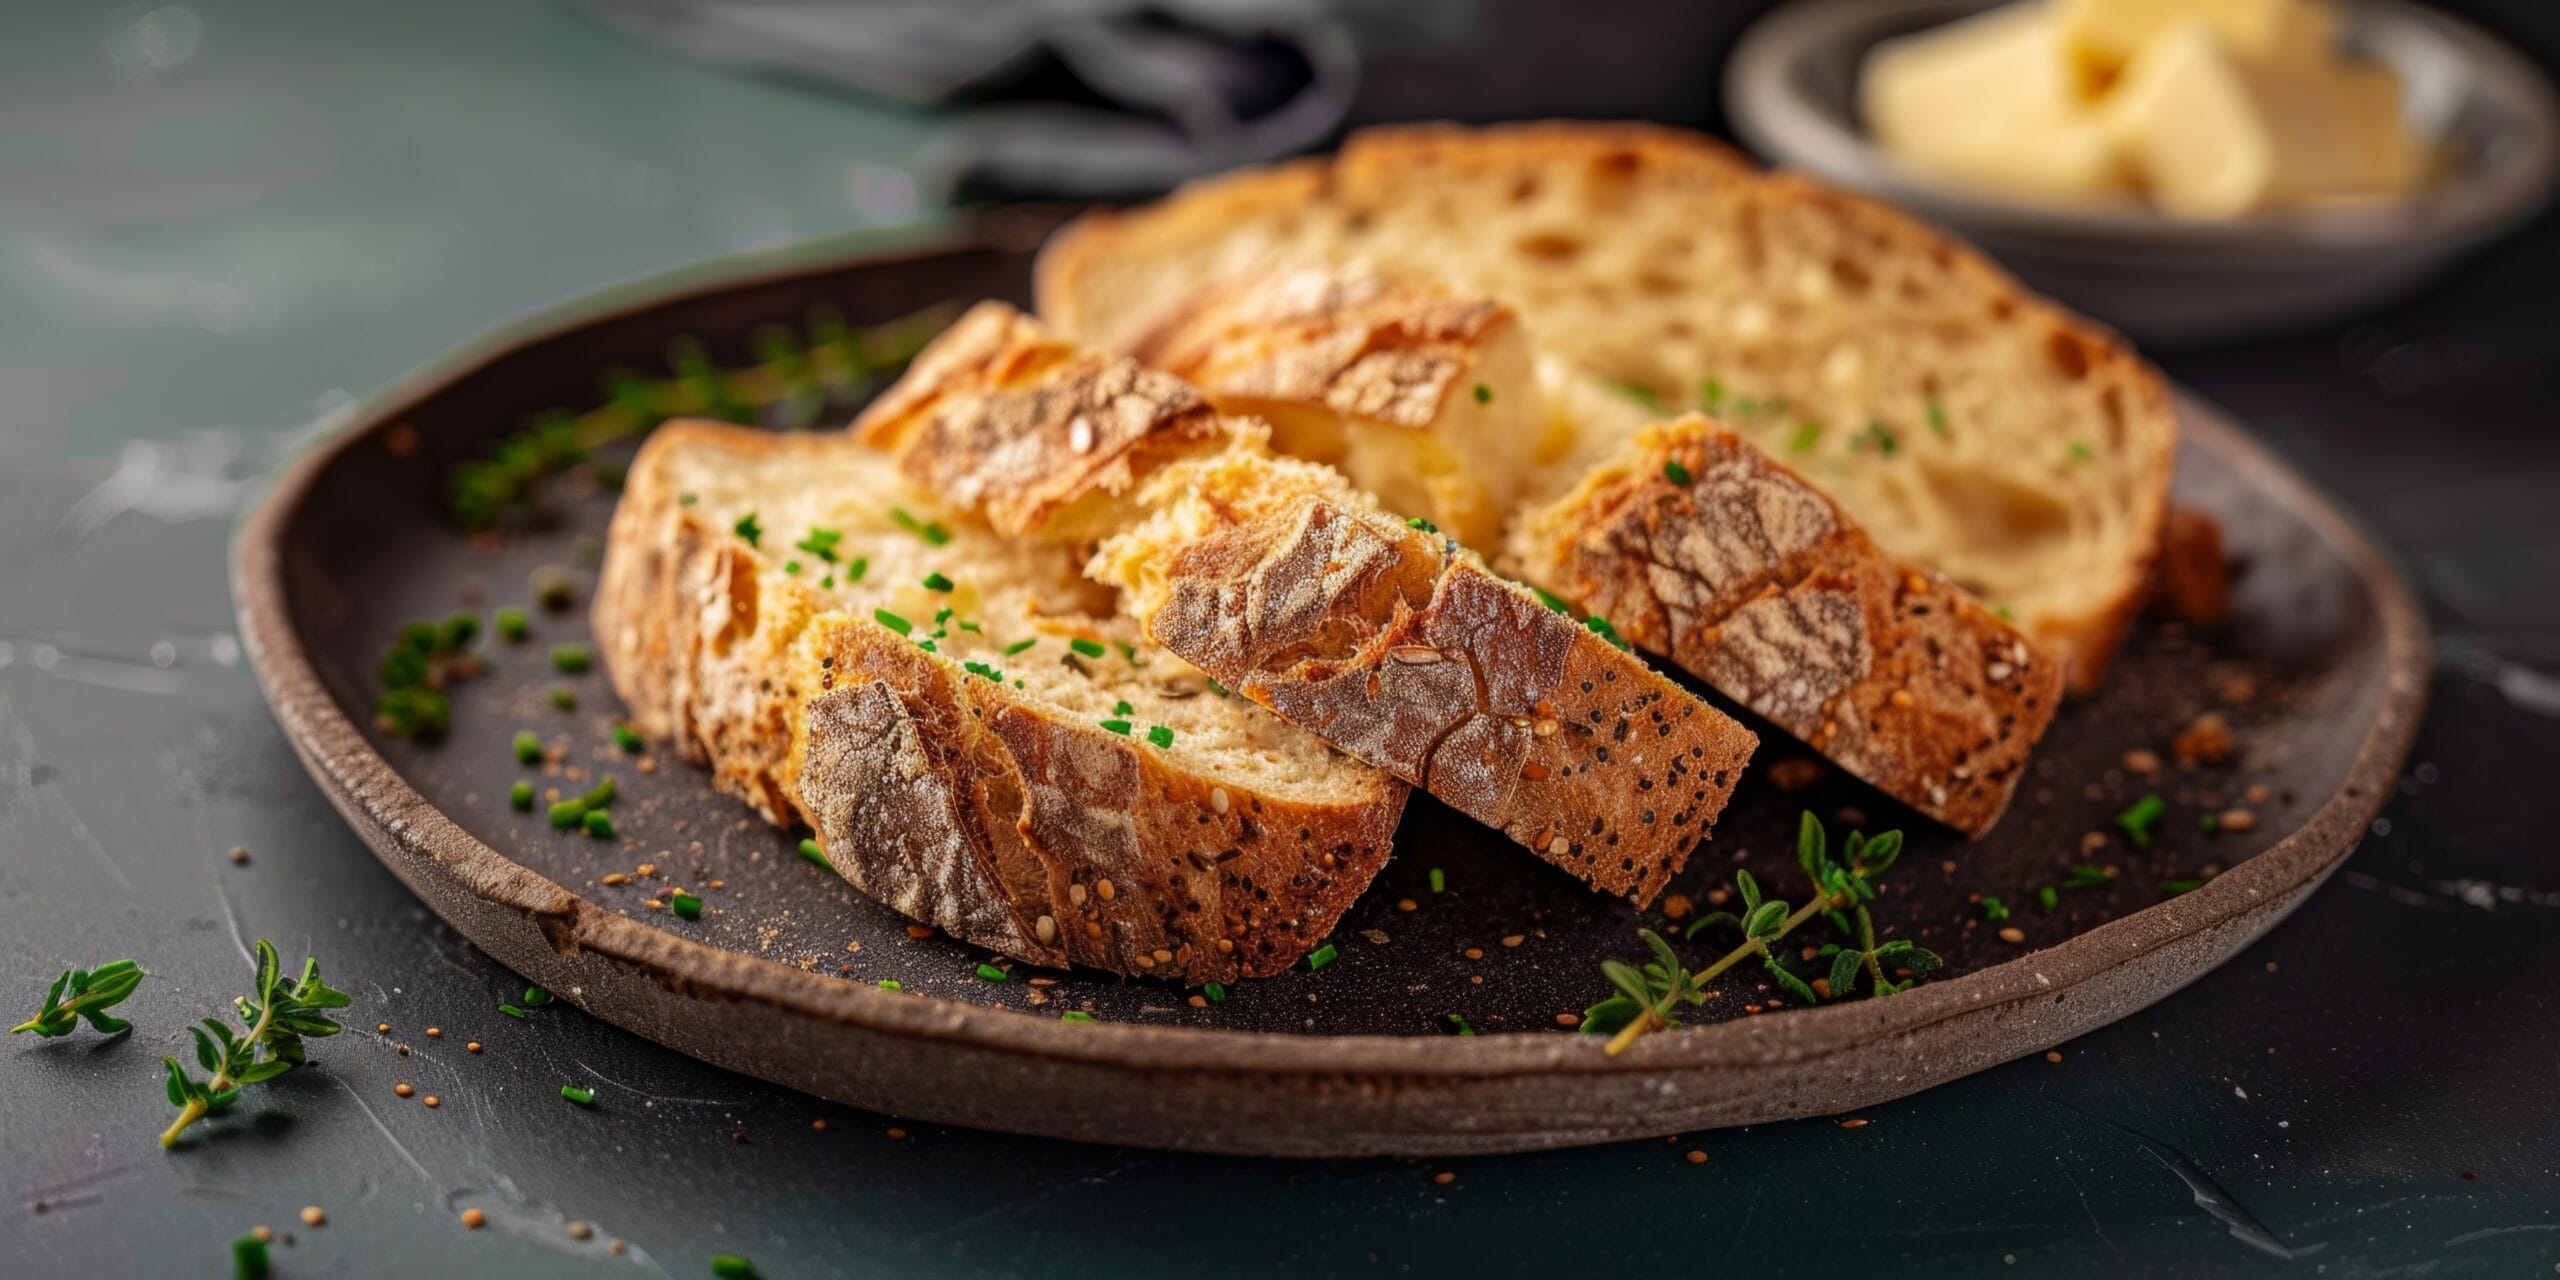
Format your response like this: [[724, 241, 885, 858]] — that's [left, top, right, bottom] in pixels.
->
[[233, 222, 2427, 1156]]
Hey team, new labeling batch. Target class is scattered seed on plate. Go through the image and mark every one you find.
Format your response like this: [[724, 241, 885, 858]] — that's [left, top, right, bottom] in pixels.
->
[[1999, 927, 2027, 944], [1685, 1150, 1708, 1165], [394, 1083, 414, 1098], [228, 846, 250, 864], [467, 1041, 483, 1053], [565, 1221, 593, 1240], [300, 1206, 326, 1227], [422, 1095, 440, 1108], [459, 1208, 486, 1229]]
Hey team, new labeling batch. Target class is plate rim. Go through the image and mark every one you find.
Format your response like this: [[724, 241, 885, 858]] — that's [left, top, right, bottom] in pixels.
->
[[229, 223, 2433, 1099]]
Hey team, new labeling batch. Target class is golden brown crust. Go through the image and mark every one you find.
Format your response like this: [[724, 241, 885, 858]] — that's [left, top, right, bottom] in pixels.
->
[[1126, 269, 1514, 432], [594, 421, 1404, 981], [1150, 498, 1757, 903], [1513, 418, 2062, 836], [850, 302, 1231, 539]]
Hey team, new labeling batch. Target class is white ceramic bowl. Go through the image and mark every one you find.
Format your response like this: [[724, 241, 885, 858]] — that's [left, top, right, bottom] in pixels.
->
[[1725, 0, 2560, 345]]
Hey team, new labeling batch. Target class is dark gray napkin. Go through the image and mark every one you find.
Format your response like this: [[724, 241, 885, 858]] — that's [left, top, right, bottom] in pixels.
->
[[573, 0, 1359, 199]]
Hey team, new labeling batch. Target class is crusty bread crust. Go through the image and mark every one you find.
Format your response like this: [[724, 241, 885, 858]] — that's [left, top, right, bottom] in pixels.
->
[[857, 307, 1759, 904], [1151, 494, 1757, 903], [1035, 121, 2176, 694], [1513, 418, 2062, 835], [595, 422, 1404, 981]]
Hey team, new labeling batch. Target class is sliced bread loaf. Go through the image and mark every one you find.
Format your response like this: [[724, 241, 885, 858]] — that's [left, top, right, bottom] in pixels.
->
[[853, 305, 1758, 905], [1037, 121, 2178, 692], [594, 421, 1406, 981], [1111, 266, 2061, 833]]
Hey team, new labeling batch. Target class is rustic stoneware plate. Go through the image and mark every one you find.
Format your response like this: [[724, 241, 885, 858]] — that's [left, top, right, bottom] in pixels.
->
[[233, 215, 2428, 1157]]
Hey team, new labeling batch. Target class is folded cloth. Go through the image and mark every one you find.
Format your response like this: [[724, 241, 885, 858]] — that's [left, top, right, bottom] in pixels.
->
[[572, 0, 1358, 199]]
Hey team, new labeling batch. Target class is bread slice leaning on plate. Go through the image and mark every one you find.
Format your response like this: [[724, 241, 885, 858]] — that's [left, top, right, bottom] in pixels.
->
[[1114, 267, 2064, 836], [1036, 120, 2178, 694], [593, 421, 1406, 981], [853, 304, 1759, 906]]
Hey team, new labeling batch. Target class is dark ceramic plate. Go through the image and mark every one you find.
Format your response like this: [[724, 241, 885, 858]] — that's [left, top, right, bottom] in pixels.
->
[[234, 215, 2428, 1156]]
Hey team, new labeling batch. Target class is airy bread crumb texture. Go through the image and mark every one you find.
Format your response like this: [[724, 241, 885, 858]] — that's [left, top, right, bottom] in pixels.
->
[[1038, 122, 2176, 691]]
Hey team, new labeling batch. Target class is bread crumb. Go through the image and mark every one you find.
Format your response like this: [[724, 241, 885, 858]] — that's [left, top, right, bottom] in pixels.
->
[[2173, 712, 2234, 766], [1998, 927, 2027, 944], [2217, 807, 2258, 832], [2121, 748, 2161, 775]]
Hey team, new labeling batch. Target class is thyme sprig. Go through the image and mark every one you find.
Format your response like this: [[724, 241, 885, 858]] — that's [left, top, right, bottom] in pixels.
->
[[448, 304, 953, 529], [159, 940, 351, 1149], [12, 959, 143, 1037], [1584, 813, 1921, 1055]]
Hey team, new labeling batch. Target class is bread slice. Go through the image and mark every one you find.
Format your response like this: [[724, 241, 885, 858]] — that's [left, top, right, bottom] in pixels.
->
[[853, 305, 1758, 905], [1512, 418, 2064, 835], [1108, 266, 2061, 833], [1036, 121, 2178, 692], [593, 421, 1406, 981]]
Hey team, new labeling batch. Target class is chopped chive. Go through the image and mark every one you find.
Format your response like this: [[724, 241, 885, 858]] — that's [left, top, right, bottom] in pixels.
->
[[962, 661, 1004, 682], [579, 776, 616, 809], [560, 1084, 595, 1106], [1146, 725, 1174, 749], [783, 560, 801, 576], [1534, 586, 1573, 614], [1098, 719, 1131, 735], [1700, 376, 1725, 413], [1206, 677, 1231, 697], [955, 619, 981, 633], [974, 963, 1008, 982], [523, 985, 554, 1007], [1306, 943, 1338, 971], [2069, 440, 2094, 463], [1662, 458, 1692, 486], [1787, 421, 1823, 454], [509, 780, 534, 812], [1927, 398, 1949, 436], [670, 891, 702, 920], [582, 809, 614, 839], [1406, 516, 1438, 533], [1994, 604, 2017, 621], [1069, 637, 1106, 659], [1113, 699, 1134, 716], [916, 639, 936, 653], [890, 507, 953, 545], [710, 1256, 757, 1280], [1428, 867, 1446, 895], [513, 729, 543, 765], [2037, 884, 2060, 911], [733, 513, 762, 548], [1058, 1010, 1095, 1022], [847, 556, 868, 583], [1004, 637, 1037, 656], [612, 722, 643, 753], [233, 1234, 270, 1279], [2200, 812, 2220, 833], [820, 575, 834, 589], [799, 837, 827, 868], [1605, 379, 1663, 412], [549, 800, 587, 830], [2116, 792, 2166, 849], [1472, 383, 1492, 404], [1116, 641, 1142, 664], [933, 607, 953, 627], [549, 686, 577, 711], [873, 609, 912, 636], [495, 607, 530, 643], [1981, 896, 2009, 921], [549, 643, 592, 674], [1442, 1012, 1477, 1036], [1201, 982, 1227, 1005], [1854, 420, 1899, 456], [876, 979, 902, 991], [2064, 863, 2111, 890], [1584, 614, 1631, 651], [794, 527, 842, 563], [921, 571, 953, 592], [498, 1002, 527, 1019]]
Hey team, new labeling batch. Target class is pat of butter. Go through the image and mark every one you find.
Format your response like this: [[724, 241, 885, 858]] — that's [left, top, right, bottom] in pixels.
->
[[2055, 0, 2339, 69], [2105, 21, 2419, 218], [1861, 5, 2132, 203]]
